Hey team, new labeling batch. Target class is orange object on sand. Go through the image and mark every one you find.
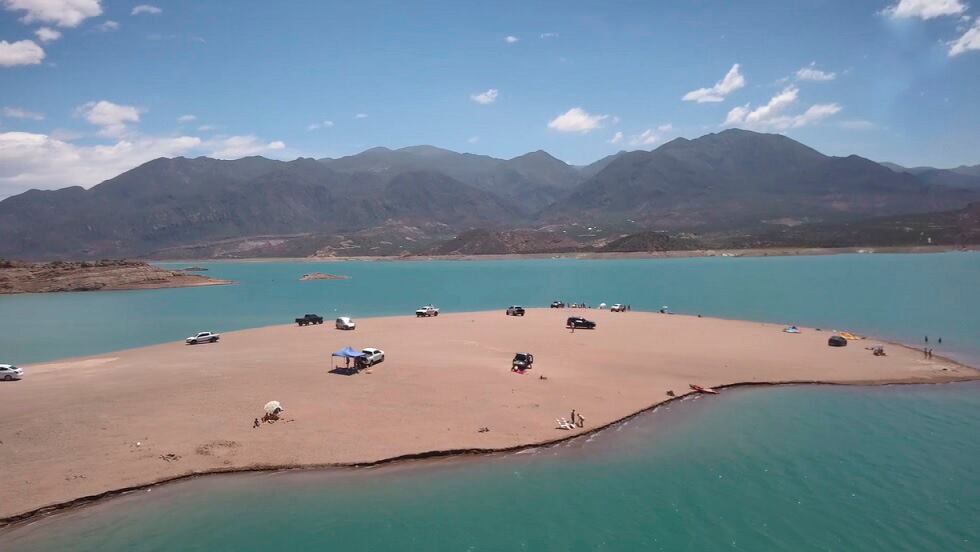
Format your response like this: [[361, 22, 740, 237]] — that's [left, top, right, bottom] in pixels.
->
[[690, 384, 719, 394]]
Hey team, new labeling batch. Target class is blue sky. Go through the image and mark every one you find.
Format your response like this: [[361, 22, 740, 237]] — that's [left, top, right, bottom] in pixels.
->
[[1, 0, 979, 196]]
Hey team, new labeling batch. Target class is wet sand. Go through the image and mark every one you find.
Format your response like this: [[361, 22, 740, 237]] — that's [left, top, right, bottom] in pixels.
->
[[0, 308, 975, 522]]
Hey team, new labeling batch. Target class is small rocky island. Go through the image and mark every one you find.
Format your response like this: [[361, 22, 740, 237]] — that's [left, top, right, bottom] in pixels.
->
[[0, 259, 232, 294], [299, 272, 350, 281]]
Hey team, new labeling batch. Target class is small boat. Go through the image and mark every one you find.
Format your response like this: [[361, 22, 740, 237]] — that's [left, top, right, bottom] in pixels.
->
[[690, 384, 719, 394]]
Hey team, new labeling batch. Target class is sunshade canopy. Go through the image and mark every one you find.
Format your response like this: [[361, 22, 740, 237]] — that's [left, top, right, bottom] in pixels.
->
[[332, 346, 364, 358]]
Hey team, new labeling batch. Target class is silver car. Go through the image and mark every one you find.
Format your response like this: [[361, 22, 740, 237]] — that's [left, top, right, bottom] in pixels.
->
[[0, 364, 23, 381]]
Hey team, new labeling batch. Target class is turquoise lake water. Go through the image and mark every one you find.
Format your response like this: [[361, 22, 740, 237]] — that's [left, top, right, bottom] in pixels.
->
[[1, 253, 978, 550], [1, 253, 979, 365]]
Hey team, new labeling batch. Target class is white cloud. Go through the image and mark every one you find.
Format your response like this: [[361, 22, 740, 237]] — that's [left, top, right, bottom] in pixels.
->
[[470, 88, 498, 104], [504, 35, 519, 43], [796, 62, 836, 81], [0, 39, 45, 66], [34, 26, 61, 42], [76, 100, 140, 137], [95, 19, 118, 31], [354, 113, 368, 119], [547, 107, 609, 133], [949, 18, 980, 55], [540, 32, 559, 39], [3, 106, 44, 120], [0, 131, 201, 197], [206, 135, 285, 158], [197, 124, 215, 132], [682, 63, 745, 103], [629, 124, 674, 146], [883, 0, 966, 19], [2, 0, 102, 28], [467, 136, 479, 143], [131, 4, 161, 16], [608, 131, 623, 145], [307, 120, 334, 131], [723, 86, 841, 130], [839, 119, 876, 130], [177, 114, 196, 124]]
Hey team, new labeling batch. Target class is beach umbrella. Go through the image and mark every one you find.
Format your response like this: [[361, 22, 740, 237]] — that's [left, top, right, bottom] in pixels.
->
[[264, 400, 283, 415]]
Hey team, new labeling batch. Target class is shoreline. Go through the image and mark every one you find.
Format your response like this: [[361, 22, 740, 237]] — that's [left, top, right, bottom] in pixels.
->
[[2, 377, 977, 530], [2, 309, 976, 526], [150, 244, 978, 264]]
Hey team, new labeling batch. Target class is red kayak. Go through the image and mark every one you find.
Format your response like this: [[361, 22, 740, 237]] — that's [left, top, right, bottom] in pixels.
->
[[690, 384, 719, 395]]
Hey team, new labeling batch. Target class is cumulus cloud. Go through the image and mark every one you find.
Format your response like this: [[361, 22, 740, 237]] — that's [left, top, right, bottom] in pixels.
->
[[207, 135, 285, 158], [34, 26, 61, 42], [629, 124, 674, 146], [949, 18, 980, 55], [682, 63, 745, 103], [3, 106, 44, 120], [76, 100, 140, 137], [2, 0, 102, 27], [547, 107, 609, 133], [131, 4, 161, 15], [0, 131, 201, 197], [504, 35, 519, 43], [470, 88, 498, 104], [796, 62, 836, 81], [307, 120, 334, 131], [724, 86, 841, 130], [0, 39, 45, 66], [883, 0, 966, 19], [608, 131, 623, 145], [95, 19, 118, 31]]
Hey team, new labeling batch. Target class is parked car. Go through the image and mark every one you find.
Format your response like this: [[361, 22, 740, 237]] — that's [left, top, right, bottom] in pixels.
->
[[512, 352, 534, 371], [506, 306, 526, 316], [361, 348, 385, 366], [610, 304, 626, 312], [186, 331, 220, 344], [335, 316, 356, 330], [828, 335, 848, 347], [416, 305, 440, 317], [566, 317, 596, 330], [0, 364, 23, 381], [550, 301, 565, 308], [295, 313, 324, 326]]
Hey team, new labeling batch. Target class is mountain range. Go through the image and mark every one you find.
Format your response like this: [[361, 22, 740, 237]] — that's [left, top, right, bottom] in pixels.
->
[[1, 129, 978, 260]]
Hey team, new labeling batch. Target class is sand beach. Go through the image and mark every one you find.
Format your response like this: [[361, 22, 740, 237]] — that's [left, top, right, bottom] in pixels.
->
[[0, 308, 975, 523]]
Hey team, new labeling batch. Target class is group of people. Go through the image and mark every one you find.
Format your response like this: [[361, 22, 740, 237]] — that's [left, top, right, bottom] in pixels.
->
[[923, 335, 942, 359], [569, 409, 586, 428]]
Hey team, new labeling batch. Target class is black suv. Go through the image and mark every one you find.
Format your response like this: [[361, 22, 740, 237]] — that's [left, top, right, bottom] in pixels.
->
[[512, 352, 534, 370], [506, 306, 526, 316], [550, 301, 565, 308], [566, 317, 596, 329]]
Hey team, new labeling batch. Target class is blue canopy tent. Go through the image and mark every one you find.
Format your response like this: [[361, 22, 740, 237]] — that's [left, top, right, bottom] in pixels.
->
[[331, 346, 364, 369]]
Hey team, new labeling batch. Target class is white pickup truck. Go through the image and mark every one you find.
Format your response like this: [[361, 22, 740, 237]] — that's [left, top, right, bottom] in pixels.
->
[[415, 305, 440, 317], [186, 331, 220, 344]]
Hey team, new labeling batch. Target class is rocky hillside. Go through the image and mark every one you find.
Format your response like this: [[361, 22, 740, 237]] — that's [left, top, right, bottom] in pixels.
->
[[0, 259, 230, 294], [1, 129, 978, 260]]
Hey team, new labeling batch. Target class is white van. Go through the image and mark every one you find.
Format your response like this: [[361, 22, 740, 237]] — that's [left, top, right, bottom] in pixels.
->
[[335, 316, 356, 330]]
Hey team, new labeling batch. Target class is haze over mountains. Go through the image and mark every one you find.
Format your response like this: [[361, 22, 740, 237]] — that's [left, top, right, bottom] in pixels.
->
[[1, 129, 978, 260]]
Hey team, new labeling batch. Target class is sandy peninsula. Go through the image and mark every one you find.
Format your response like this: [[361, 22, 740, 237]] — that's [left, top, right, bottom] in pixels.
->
[[0, 309, 976, 523], [0, 260, 231, 294]]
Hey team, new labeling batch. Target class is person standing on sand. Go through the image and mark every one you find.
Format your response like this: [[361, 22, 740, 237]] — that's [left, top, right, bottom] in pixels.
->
[[571, 409, 576, 425], [925, 335, 929, 344]]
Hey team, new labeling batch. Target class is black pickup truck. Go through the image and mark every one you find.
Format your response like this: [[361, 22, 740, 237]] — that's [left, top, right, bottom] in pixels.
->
[[295, 314, 324, 326]]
